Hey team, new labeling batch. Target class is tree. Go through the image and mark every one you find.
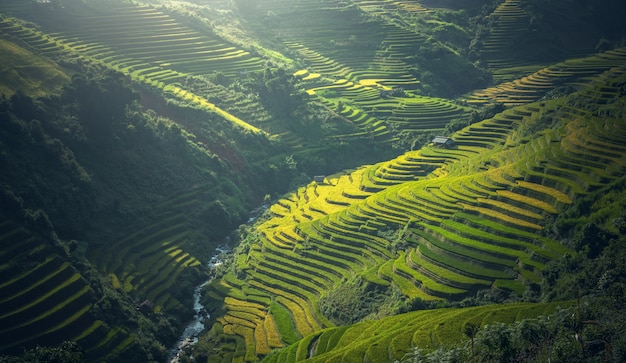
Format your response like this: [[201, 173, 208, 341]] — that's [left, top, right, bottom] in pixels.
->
[[464, 322, 479, 363], [64, 71, 138, 139], [0, 341, 86, 362], [245, 67, 306, 119], [476, 322, 515, 362]]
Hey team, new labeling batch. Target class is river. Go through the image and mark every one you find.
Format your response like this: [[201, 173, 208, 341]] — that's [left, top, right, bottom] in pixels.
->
[[168, 246, 229, 363], [168, 204, 267, 362]]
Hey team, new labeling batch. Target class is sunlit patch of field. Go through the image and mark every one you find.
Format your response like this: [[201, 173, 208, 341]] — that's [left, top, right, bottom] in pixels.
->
[[307, 75, 470, 140], [3, 1, 626, 361], [0, 6, 266, 134], [264, 301, 571, 363], [463, 47, 626, 106], [0, 36, 69, 97], [208, 67, 626, 360]]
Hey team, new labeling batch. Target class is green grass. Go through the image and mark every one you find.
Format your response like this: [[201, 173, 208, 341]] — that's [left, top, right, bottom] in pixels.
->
[[393, 251, 466, 297], [414, 242, 510, 280], [377, 258, 435, 300], [0, 12, 265, 133], [264, 301, 572, 362], [408, 249, 491, 288], [219, 84, 626, 359], [268, 301, 302, 345], [419, 224, 522, 265], [0, 37, 69, 97], [465, 45, 626, 104]]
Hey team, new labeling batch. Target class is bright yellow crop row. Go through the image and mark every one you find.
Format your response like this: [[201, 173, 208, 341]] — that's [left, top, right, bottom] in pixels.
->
[[263, 313, 284, 349], [254, 323, 271, 356], [229, 324, 257, 362], [477, 198, 543, 220], [248, 280, 317, 337], [223, 313, 259, 330], [224, 297, 266, 311], [496, 189, 558, 213], [516, 180, 572, 204], [460, 203, 543, 231]]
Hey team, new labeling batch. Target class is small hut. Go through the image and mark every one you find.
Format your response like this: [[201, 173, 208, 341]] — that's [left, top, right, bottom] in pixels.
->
[[137, 299, 154, 313], [432, 136, 455, 148]]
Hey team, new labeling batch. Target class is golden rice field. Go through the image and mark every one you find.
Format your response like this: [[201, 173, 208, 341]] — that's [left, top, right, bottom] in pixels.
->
[[2, 0, 626, 360], [207, 64, 626, 360]]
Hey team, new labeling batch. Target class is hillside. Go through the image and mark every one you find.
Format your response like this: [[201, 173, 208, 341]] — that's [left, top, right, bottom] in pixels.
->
[[263, 301, 573, 362], [0, 37, 69, 97], [0, 0, 625, 362], [199, 59, 626, 362]]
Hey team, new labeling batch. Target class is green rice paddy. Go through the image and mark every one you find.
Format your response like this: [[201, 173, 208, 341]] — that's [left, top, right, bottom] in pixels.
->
[[209, 63, 626, 360], [2, 0, 626, 360]]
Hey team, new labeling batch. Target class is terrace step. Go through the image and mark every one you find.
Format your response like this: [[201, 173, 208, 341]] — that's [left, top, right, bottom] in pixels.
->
[[464, 47, 626, 105]]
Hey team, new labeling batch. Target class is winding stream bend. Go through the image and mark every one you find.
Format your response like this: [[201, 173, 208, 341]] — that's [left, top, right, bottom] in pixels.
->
[[168, 247, 228, 363], [168, 204, 267, 362]]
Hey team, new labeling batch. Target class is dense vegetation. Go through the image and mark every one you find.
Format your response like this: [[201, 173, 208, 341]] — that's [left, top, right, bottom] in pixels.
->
[[1, 0, 625, 362]]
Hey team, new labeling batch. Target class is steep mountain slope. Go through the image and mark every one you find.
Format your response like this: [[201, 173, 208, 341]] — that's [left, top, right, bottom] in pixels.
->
[[0, 35, 287, 361], [263, 301, 571, 362], [260, 69, 626, 363], [0, 38, 69, 97], [200, 57, 626, 361], [0, 70, 242, 360]]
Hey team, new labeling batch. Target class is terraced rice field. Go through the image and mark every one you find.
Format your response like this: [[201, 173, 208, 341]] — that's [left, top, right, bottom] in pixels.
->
[[479, 0, 533, 73], [208, 66, 626, 360], [87, 190, 204, 313], [0, 188, 208, 355], [464, 47, 626, 106], [306, 78, 471, 139], [352, 0, 431, 15], [3, 1, 626, 360], [1, 2, 265, 79], [0, 2, 264, 133], [0, 0, 463, 143], [247, 0, 467, 139], [263, 300, 570, 362], [0, 221, 133, 359], [477, 0, 598, 82]]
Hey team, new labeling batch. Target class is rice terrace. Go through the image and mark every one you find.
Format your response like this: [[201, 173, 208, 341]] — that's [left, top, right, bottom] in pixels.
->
[[0, 0, 625, 362]]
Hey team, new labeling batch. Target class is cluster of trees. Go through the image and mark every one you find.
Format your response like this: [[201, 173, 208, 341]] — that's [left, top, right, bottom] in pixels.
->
[[242, 68, 307, 120], [0, 342, 86, 363], [411, 36, 491, 97], [318, 276, 405, 325], [398, 297, 624, 363], [63, 71, 138, 140], [0, 68, 256, 360]]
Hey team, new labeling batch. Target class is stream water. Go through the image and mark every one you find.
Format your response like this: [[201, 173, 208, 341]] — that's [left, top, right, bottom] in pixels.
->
[[168, 204, 267, 362], [168, 247, 228, 362]]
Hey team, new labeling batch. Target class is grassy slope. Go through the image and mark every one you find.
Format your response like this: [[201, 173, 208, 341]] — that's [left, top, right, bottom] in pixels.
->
[[187, 1, 626, 361], [262, 301, 572, 362], [0, 37, 69, 97], [0, 18, 264, 362], [200, 49, 626, 363]]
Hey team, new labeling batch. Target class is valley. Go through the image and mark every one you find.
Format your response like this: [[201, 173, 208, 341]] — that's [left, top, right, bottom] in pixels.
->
[[1, 0, 625, 362]]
